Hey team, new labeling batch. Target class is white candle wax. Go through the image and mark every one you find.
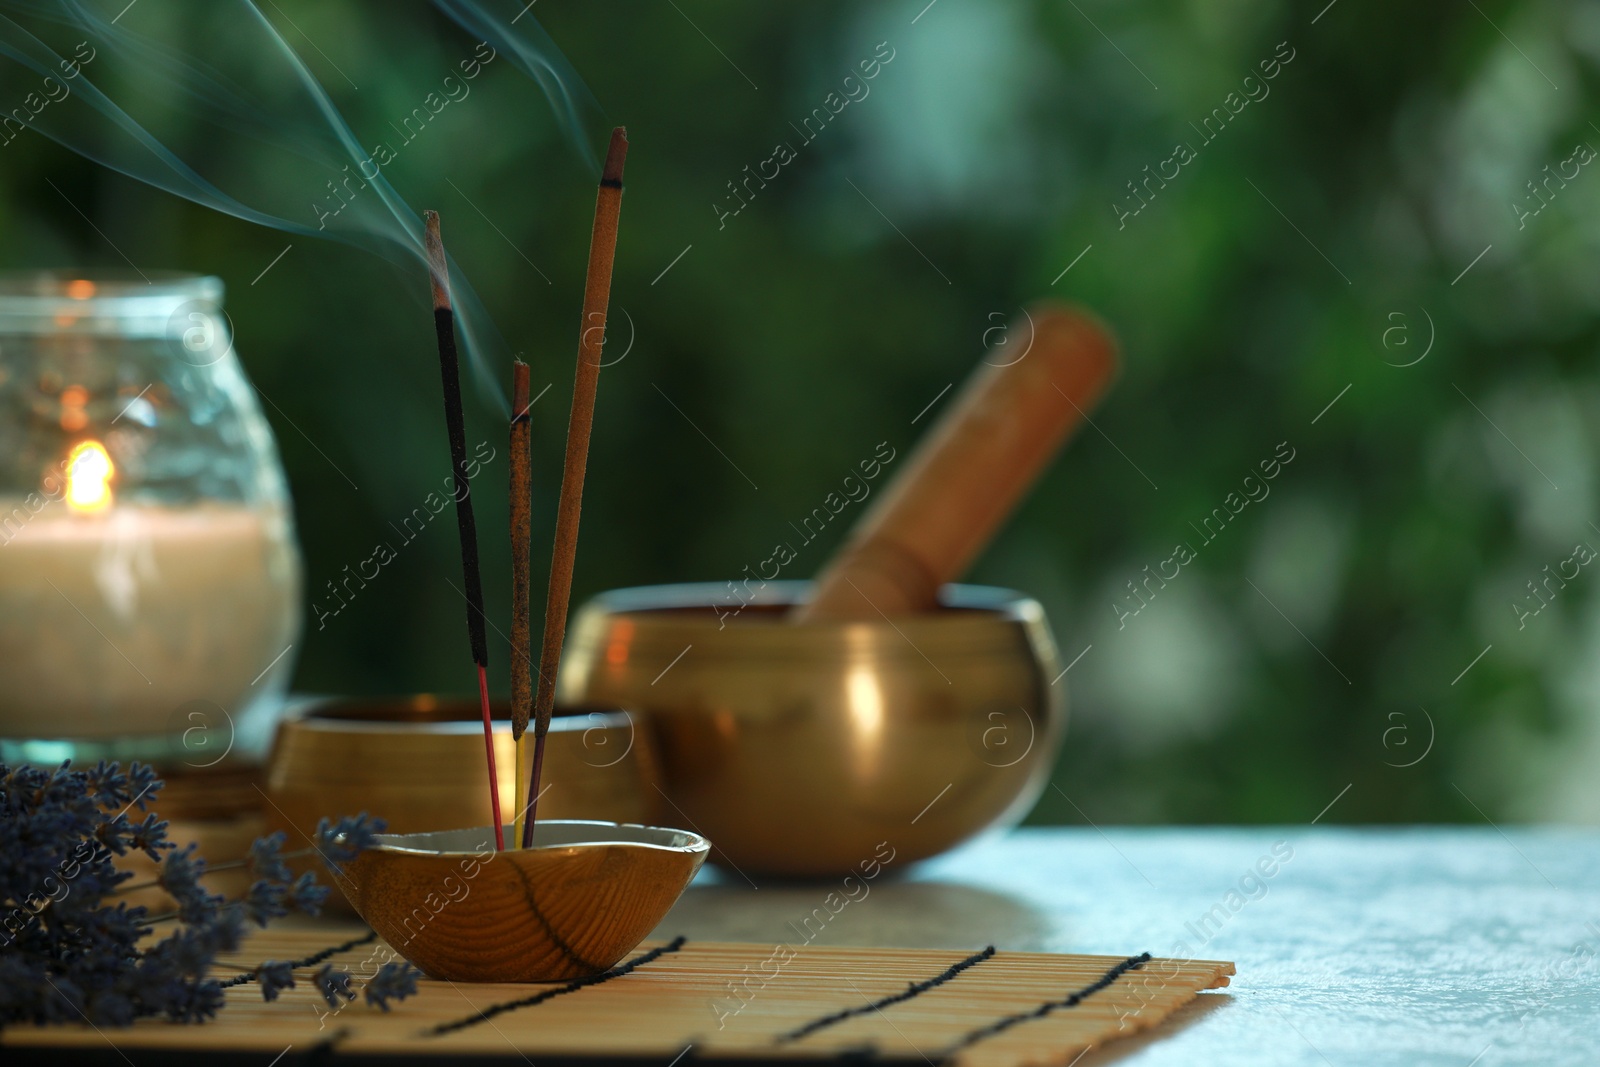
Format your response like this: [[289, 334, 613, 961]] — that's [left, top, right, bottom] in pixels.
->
[[0, 498, 300, 741]]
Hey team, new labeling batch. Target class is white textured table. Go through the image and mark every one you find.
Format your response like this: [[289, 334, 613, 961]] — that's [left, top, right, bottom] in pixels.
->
[[651, 827, 1600, 1065]]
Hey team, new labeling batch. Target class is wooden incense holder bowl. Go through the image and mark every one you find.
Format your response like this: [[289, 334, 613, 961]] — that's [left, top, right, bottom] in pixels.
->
[[559, 582, 1063, 877], [340, 821, 708, 982], [264, 697, 659, 908]]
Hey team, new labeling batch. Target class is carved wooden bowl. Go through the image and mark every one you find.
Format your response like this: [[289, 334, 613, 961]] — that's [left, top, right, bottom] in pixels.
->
[[338, 820, 708, 982]]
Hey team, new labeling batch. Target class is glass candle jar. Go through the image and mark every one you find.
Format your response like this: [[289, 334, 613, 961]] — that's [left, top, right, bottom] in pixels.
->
[[0, 273, 302, 765]]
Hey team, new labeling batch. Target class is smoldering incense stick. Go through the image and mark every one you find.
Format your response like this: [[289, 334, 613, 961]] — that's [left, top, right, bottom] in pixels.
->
[[508, 360, 534, 846], [423, 209, 504, 852], [521, 126, 629, 849]]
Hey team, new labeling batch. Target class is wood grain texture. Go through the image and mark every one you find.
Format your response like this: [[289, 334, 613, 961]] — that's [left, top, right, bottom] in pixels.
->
[[340, 822, 705, 983], [797, 303, 1117, 621], [1, 926, 1231, 1065]]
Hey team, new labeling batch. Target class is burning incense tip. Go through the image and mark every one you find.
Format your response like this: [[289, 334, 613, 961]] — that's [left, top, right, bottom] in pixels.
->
[[601, 127, 628, 187], [512, 359, 532, 419], [422, 209, 452, 312]]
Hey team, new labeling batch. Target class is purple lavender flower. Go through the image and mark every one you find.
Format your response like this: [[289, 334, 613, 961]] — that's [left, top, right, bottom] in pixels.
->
[[242, 878, 289, 927], [247, 831, 291, 884], [314, 813, 387, 870], [83, 760, 129, 807], [257, 960, 296, 1002], [204, 905, 246, 955], [165, 978, 225, 1023], [364, 961, 422, 1011], [288, 871, 330, 916], [312, 964, 356, 1009], [158, 844, 223, 925], [95, 811, 136, 856], [125, 762, 162, 810], [128, 812, 171, 861]]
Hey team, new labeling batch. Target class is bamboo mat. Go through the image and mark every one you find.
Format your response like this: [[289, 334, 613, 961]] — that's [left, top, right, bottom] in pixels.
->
[[4, 925, 1233, 1066]]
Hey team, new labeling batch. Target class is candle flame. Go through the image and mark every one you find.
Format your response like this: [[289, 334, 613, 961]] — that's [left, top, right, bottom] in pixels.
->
[[65, 440, 114, 513]]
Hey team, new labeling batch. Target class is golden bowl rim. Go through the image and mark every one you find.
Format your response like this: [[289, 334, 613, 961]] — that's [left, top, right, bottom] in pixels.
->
[[585, 580, 1037, 623], [365, 819, 710, 859], [283, 697, 632, 737], [568, 581, 1054, 664]]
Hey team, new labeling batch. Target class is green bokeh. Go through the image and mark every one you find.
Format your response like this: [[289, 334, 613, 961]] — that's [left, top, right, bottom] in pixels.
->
[[2, 0, 1595, 825]]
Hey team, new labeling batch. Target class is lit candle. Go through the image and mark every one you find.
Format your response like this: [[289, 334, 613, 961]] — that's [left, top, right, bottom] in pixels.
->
[[0, 437, 300, 746]]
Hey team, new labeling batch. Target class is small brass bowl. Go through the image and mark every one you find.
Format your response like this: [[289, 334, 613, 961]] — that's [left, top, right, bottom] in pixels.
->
[[559, 582, 1063, 877], [340, 821, 709, 982], [264, 697, 659, 908]]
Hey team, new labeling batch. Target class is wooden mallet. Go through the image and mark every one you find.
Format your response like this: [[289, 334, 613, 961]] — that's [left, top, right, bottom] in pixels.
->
[[794, 302, 1119, 621]]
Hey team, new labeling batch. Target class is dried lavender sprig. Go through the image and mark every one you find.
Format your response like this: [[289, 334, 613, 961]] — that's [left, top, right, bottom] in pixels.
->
[[115, 837, 325, 895], [0, 760, 390, 1028]]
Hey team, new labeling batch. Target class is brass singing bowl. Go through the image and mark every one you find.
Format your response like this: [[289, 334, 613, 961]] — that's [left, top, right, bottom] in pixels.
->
[[559, 582, 1064, 877], [340, 821, 709, 982], [264, 697, 659, 908]]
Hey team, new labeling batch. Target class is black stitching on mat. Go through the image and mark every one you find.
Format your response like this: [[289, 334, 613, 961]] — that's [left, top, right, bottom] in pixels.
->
[[217, 930, 379, 989], [778, 946, 997, 1043], [427, 936, 688, 1036], [943, 951, 1151, 1053]]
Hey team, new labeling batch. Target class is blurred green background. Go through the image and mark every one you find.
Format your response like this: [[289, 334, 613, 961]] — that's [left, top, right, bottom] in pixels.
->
[[2, 0, 1595, 825]]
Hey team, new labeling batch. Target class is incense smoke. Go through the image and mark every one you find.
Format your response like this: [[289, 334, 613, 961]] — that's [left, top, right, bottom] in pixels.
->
[[0, 0, 603, 411]]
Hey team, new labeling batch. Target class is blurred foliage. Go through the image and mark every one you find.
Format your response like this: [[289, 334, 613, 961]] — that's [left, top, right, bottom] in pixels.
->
[[2, 0, 1598, 824]]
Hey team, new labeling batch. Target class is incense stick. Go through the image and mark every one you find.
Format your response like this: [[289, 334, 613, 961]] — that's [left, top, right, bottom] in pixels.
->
[[509, 360, 534, 847], [423, 209, 504, 852], [521, 126, 629, 849]]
